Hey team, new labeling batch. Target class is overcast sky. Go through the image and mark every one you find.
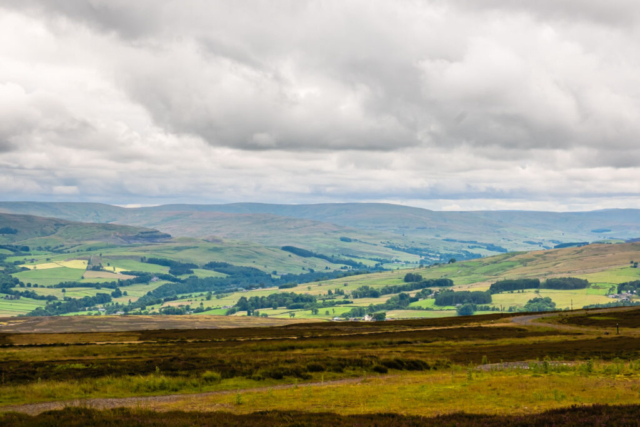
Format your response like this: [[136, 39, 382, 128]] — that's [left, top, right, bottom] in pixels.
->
[[1, 1, 639, 211]]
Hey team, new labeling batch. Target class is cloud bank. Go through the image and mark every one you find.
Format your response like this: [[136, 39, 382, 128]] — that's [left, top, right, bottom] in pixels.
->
[[1, 0, 639, 210]]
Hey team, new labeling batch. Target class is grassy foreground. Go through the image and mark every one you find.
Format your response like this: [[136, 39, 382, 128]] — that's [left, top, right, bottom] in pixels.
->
[[1, 309, 640, 424]]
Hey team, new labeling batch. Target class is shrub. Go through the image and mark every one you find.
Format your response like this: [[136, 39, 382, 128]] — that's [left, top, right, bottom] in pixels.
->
[[307, 363, 325, 372], [380, 359, 404, 370], [372, 365, 388, 374], [261, 365, 311, 380], [201, 371, 222, 384], [380, 358, 430, 371]]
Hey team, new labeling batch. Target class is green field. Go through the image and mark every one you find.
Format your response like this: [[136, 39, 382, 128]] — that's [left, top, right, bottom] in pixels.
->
[[30, 287, 104, 299], [101, 258, 170, 274], [491, 289, 611, 311], [576, 266, 640, 285], [0, 295, 47, 316], [13, 267, 85, 287]]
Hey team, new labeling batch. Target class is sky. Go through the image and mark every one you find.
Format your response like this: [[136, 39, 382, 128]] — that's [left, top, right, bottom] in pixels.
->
[[1, 0, 639, 211]]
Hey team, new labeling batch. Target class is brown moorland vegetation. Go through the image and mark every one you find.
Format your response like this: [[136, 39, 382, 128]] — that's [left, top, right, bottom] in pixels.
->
[[4, 405, 640, 427]]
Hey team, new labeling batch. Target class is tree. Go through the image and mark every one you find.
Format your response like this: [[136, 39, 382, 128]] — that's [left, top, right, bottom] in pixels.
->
[[289, 312, 296, 318], [311, 308, 319, 315], [373, 312, 386, 321], [403, 273, 423, 283], [456, 304, 475, 316], [523, 297, 556, 312], [448, 258, 457, 264]]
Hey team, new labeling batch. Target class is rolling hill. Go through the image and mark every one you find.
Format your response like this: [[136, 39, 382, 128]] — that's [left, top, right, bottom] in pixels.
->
[[1, 202, 639, 261], [0, 213, 171, 247]]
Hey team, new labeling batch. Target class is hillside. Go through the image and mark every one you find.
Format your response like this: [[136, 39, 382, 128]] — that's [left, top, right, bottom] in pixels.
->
[[0, 213, 171, 247], [1, 203, 638, 257], [0, 203, 483, 263], [150, 203, 640, 249], [197, 241, 640, 320]]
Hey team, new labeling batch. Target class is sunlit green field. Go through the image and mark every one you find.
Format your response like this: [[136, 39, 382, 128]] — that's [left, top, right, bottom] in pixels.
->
[[0, 295, 47, 316], [577, 267, 640, 285], [101, 258, 169, 274], [13, 267, 85, 287], [31, 287, 104, 299], [491, 289, 612, 311]]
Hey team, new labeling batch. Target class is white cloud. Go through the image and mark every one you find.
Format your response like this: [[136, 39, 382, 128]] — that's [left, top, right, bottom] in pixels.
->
[[0, 1, 639, 210]]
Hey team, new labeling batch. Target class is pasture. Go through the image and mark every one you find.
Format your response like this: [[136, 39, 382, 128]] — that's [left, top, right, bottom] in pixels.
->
[[0, 295, 47, 317], [12, 267, 85, 287]]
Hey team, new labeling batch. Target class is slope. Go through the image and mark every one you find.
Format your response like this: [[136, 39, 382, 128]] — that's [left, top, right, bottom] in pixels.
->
[[0, 213, 170, 247]]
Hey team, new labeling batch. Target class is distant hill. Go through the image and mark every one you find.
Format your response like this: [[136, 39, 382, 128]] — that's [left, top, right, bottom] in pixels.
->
[[1, 202, 639, 259], [153, 203, 640, 241], [0, 213, 171, 248]]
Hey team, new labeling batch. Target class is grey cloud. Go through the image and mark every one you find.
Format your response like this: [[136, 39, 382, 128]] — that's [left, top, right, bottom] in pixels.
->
[[448, 0, 640, 27], [0, 140, 15, 153], [1, 1, 640, 208], [1, 0, 161, 39], [6, 1, 640, 155]]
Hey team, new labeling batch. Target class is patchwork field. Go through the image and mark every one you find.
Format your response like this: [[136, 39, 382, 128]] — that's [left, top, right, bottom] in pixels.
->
[[4, 242, 638, 318]]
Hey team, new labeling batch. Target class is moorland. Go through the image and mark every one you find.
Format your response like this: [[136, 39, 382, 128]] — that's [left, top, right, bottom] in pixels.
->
[[2, 307, 640, 425], [1, 202, 640, 425]]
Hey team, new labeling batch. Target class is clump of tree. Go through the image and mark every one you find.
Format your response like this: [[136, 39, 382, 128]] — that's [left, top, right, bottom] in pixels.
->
[[373, 312, 386, 321], [0, 227, 18, 235], [351, 285, 381, 298], [230, 291, 353, 315], [145, 257, 198, 276], [554, 242, 589, 249], [281, 246, 365, 268], [523, 297, 556, 312], [543, 277, 589, 290], [456, 303, 476, 316], [617, 280, 640, 294], [341, 292, 426, 318], [434, 290, 492, 306], [29, 293, 112, 316], [0, 244, 30, 253], [403, 273, 423, 283], [489, 278, 540, 294], [351, 278, 452, 299]]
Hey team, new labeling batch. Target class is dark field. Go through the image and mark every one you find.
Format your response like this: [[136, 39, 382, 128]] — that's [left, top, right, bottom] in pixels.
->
[[0, 315, 305, 334], [1, 309, 639, 421], [4, 405, 640, 427], [0, 325, 567, 383], [557, 307, 640, 328]]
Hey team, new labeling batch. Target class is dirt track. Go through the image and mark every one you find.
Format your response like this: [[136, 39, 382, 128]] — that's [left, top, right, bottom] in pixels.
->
[[0, 376, 378, 416]]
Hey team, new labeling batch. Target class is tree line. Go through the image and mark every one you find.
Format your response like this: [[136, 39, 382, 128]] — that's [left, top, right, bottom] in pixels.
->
[[280, 246, 366, 269], [351, 278, 452, 299], [489, 277, 589, 294]]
